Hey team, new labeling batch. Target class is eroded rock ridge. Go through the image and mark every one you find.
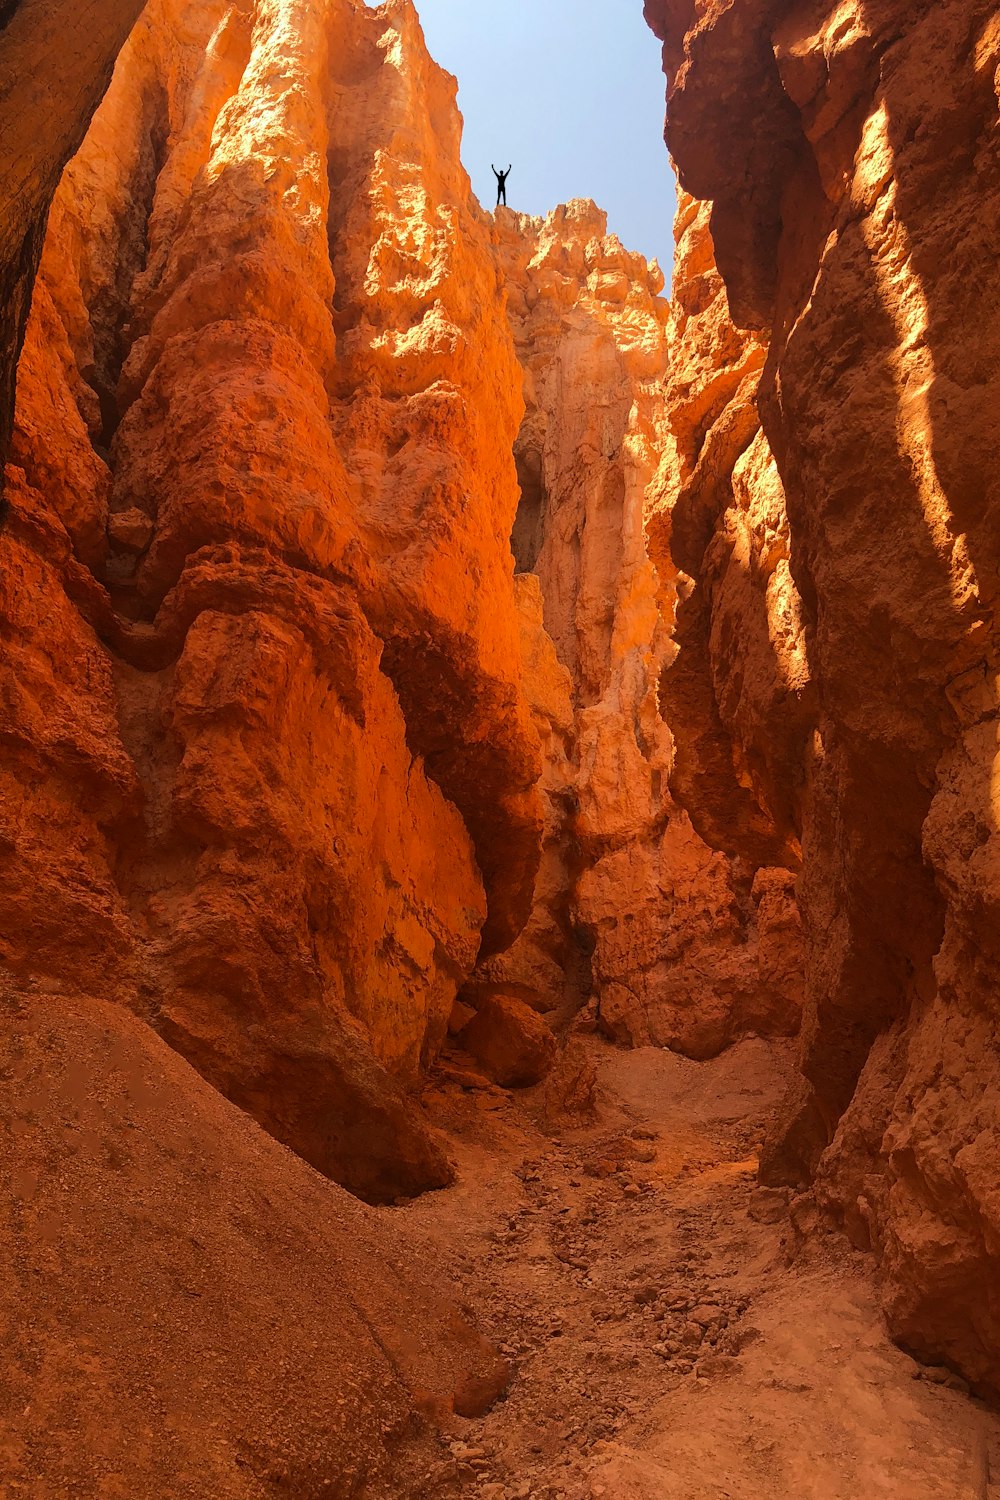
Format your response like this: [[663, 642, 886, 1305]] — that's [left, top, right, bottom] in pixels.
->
[[6, 0, 544, 1208], [645, 0, 1000, 1397]]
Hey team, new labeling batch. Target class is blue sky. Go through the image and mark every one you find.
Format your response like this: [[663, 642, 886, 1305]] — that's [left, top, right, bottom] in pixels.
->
[[398, 0, 677, 278]]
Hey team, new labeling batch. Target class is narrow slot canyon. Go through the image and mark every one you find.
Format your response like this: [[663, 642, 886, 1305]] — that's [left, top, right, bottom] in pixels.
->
[[1, 0, 1000, 1496]]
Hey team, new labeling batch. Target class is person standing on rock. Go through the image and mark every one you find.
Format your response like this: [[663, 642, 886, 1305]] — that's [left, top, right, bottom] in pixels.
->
[[492, 164, 511, 207]]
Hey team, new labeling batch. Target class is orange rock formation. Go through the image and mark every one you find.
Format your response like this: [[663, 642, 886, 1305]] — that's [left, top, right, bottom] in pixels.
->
[[3, 0, 805, 1228], [0, 0, 146, 473], [5, 0, 542, 1206], [646, 0, 1000, 1396], [488, 200, 803, 1057]]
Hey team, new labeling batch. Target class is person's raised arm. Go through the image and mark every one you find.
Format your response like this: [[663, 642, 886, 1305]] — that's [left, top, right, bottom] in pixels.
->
[[492, 164, 499, 177]]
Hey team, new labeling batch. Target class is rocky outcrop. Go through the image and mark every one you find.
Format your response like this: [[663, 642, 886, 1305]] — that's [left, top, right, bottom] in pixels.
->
[[4, 0, 542, 1203], [491, 199, 803, 1057], [647, 0, 1000, 1395], [0, 0, 145, 480]]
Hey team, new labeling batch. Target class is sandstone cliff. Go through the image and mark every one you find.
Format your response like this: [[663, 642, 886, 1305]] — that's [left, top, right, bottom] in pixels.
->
[[0, 0, 146, 477], [2, 1, 545, 1485], [4, 0, 814, 1234], [5, 0, 542, 1205], [485, 199, 803, 1058], [646, 0, 1000, 1396]]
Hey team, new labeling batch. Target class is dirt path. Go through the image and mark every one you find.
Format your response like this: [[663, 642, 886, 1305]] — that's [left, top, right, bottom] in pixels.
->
[[400, 1036, 1000, 1500]]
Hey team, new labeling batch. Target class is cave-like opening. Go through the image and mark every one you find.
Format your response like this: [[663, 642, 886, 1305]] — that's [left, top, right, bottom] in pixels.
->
[[511, 444, 547, 575]]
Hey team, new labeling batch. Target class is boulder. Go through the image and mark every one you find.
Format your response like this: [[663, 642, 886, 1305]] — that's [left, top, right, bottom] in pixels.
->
[[461, 994, 557, 1089]]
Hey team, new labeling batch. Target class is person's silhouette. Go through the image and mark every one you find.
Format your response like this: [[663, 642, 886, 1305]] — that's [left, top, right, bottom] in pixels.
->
[[492, 164, 511, 207]]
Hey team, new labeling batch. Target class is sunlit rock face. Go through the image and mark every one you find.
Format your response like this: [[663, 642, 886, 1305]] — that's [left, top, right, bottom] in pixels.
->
[[490, 200, 804, 1058], [0, 0, 146, 476], [4, 0, 544, 1204], [4, 0, 807, 1223], [646, 0, 1000, 1394]]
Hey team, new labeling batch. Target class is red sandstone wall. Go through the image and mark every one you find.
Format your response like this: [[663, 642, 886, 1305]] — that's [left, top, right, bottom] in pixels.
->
[[489, 198, 803, 1058], [646, 0, 1000, 1395], [3, 0, 542, 1205], [0, 0, 146, 475]]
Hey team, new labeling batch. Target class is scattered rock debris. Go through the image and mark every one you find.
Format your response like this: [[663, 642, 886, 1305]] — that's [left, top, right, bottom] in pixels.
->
[[405, 1037, 1000, 1499]]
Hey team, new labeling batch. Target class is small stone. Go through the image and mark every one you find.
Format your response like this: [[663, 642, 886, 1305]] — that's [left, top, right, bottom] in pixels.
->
[[749, 1187, 790, 1224], [107, 507, 154, 554], [680, 1321, 704, 1349]]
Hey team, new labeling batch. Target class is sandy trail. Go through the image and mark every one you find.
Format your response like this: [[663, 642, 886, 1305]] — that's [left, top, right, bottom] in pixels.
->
[[400, 1036, 1000, 1500]]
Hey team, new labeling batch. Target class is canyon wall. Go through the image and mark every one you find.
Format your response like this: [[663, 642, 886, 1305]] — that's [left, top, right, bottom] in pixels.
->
[[2, 0, 534, 1484], [0, 0, 146, 477], [3, 0, 808, 1220], [485, 199, 803, 1059], [646, 0, 1000, 1396], [4, 0, 544, 1206]]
